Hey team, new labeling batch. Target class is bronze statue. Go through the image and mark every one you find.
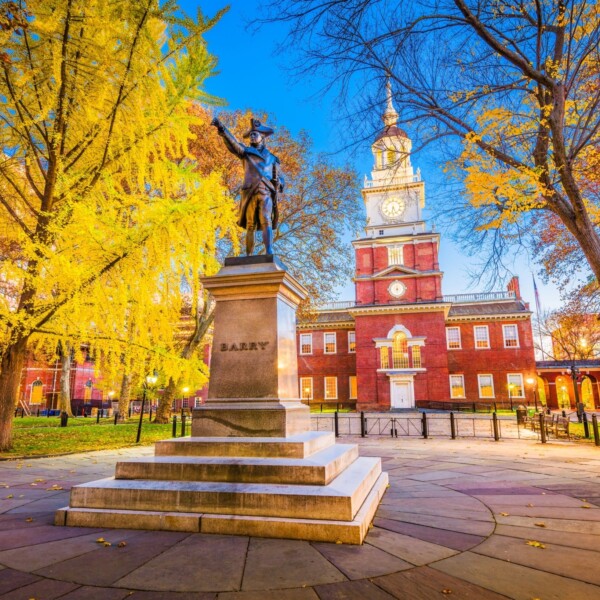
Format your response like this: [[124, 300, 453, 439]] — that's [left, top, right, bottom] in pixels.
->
[[211, 116, 283, 255]]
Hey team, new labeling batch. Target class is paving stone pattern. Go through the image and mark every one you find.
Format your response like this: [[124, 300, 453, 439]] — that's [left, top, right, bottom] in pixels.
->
[[1, 438, 600, 599]]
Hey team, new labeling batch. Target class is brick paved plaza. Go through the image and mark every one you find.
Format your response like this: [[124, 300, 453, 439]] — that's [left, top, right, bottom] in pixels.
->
[[1, 437, 599, 599]]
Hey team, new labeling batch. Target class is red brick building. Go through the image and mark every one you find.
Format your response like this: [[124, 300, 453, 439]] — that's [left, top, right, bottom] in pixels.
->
[[297, 87, 539, 410]]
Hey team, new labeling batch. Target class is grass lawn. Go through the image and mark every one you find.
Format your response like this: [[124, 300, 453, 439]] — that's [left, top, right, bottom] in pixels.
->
[[1, 417, 176, 459]]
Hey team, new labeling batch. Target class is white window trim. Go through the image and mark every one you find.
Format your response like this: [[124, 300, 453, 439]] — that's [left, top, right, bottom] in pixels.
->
[[446, 326, 461, 350], [477, 374, 495, 398], [348, 331, 356, 353], [299, 333, 313, 355], [507, 373, 525, 398], [349, 376, 357, 400], [503, 324, 520, 348], [449, 374, 465, 399], [324, 332, 337, 354], [300, 377, 313, 400], [388, 245, 404, 266], [194, 397, 203, 408], [324, 376, 338, 400], [474, 325, 490, 349]]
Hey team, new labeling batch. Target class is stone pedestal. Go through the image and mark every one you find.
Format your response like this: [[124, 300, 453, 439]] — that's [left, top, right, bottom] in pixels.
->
[[192, 256, 310, 437], [56, 257, 387, 544]]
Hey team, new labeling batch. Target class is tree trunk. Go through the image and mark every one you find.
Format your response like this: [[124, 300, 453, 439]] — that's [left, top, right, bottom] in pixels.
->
[[58, 345, 74, 416], [118, 372, 133, 421], [554, 202, 600, 285], [0, 336, 29, 451], [155, 377, 176, 424]]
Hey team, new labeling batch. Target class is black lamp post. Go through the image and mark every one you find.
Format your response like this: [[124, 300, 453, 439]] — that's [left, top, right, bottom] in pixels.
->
[[526, 377, 538, 411], [567, 364, 583, 422], [136, 373, 158, 443]]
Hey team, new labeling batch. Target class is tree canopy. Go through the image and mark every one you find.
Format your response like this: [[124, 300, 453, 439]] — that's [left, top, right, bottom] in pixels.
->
[[259, 0, 600, 292], [0, 0, 235, 449]]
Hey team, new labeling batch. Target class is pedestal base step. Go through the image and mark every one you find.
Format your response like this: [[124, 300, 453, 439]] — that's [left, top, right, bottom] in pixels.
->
[[115, 443, 358, 485], [69, 457, 381, 521], [155, 431, 335, 459], [56, 472, 388, 544]]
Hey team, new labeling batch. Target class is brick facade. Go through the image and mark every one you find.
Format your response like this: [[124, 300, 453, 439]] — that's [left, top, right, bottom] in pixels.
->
[[297, 100, 540, 411]]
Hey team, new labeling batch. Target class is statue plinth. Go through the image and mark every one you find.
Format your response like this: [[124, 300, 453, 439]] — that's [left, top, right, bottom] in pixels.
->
[[192, 256, 310, 437], [56, 255, 388, 544]]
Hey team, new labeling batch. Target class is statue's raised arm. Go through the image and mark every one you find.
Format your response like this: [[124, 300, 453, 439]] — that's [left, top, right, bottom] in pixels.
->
[[212, 116, 284, 256]]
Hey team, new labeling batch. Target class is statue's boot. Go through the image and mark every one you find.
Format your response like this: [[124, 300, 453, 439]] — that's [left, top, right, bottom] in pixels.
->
[[246, 229, 255, 256], [263, 226, 273, 255]]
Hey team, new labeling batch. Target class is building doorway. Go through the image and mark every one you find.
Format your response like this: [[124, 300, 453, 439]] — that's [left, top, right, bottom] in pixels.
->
[[390, 378, 414, 409]]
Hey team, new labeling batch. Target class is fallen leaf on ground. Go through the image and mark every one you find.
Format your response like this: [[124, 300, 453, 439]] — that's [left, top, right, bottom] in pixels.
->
[[499, 512, 510, 517], [46, 485, 64, 491], [118, 541, 127, 548], [526, 503, 534, 507], [96, 538, 105, 543], [103, 541, 112, 547], [534, 523, 546, 528], [441, 590, 452, 595], [25, 517, 33, 523], [581, 505, 591, 509], [526, 540, 546, 549], [5, 494, 13, 499]]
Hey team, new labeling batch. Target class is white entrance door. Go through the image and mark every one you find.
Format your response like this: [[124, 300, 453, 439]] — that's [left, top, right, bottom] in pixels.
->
[[391, 380, 414, 409]]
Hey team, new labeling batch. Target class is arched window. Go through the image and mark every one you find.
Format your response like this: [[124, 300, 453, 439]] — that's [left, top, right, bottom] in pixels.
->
[[30, 379, 43, 404], [392, 332, 409, 368], [536, 376, 547, 406], [387, 149, 396, 166], [555, 375, 571, 409], [581, 376, 594, 409]]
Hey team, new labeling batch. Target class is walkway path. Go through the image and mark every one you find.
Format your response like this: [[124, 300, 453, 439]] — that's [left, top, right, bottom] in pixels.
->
[[1, 437, 599, 599]]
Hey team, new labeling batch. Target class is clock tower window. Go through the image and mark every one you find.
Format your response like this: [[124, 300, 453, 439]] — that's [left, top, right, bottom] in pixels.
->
[[388, 246, 403, 266]]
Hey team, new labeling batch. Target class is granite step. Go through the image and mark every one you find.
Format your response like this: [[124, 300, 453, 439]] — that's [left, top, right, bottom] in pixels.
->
[[155, 431, 334, 459], [115, 443, 359, 485], [68, 456, 382, 521], [56, 472, 389, 544]]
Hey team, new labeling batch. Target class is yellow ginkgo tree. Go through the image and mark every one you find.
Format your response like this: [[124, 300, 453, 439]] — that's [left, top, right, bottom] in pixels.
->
[[0, 0, 236, 450]]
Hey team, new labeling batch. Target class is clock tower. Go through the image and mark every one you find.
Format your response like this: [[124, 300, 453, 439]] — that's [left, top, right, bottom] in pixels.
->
[[350, 80, 450, 410], [353, 79, 443, 306]]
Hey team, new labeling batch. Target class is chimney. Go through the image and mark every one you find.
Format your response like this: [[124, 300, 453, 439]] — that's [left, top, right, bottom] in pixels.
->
[[507, 276, 521, 300]]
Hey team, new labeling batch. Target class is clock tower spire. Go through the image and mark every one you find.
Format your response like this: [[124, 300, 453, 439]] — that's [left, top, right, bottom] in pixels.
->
[[353, 79, 442, 306]]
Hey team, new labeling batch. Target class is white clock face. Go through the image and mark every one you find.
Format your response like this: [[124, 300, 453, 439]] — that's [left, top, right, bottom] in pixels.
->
[[380, 196, 406, 220], [388, 280, 406, 298]]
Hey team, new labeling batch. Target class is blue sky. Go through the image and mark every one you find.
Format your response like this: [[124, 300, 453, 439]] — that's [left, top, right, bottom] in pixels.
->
[[187, 0, 561, 311]]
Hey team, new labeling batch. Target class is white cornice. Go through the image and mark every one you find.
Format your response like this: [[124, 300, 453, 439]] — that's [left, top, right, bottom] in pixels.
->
[[350, 303, 451, 317], [297, 320, 355, 330], [446, 312, 532, 322], [353, 232, 439, 246], [354, 270, 443, 282]]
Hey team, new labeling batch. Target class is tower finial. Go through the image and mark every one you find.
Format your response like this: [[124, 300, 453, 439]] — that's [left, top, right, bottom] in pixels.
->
[[382, 76, 398, 127]]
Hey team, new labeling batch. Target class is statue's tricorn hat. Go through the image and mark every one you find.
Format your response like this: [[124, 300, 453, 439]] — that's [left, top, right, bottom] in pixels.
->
[[243, 118, 274, 139]]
